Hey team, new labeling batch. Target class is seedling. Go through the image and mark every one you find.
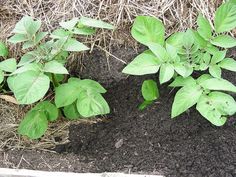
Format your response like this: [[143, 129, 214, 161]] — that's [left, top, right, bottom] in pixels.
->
[[123, 0, 236, 126], [1, 16, 114, 139]]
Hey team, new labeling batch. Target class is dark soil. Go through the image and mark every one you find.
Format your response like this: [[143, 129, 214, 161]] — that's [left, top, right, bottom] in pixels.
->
[[1, 47, 236, 177]]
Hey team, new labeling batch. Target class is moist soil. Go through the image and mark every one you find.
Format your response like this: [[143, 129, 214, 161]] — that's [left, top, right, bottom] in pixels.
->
[[1, 47, 236, 177]]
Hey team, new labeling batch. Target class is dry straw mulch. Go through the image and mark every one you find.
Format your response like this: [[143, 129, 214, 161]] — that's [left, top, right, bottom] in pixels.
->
[[0, 0, 221, 150]]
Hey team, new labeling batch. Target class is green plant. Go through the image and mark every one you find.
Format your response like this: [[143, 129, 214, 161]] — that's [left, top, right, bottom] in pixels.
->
[[122, 0, 236, 126], [0, 16, 114, 139]]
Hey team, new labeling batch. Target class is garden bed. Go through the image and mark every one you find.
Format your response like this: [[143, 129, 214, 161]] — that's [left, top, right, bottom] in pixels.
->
[[1, 47, 236, 177]]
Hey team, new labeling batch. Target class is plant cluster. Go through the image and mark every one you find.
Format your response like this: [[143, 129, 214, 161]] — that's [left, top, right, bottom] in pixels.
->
[[123, 0, 236, 126], [0, 16, 114, 139]]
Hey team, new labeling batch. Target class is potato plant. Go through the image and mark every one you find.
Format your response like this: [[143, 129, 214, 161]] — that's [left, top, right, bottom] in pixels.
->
[[0, 16, 114, 139], [123, 0, 236, 126]]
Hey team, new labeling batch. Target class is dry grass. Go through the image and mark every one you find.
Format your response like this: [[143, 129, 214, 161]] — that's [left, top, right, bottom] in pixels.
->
[[0, 0, 222, 150]]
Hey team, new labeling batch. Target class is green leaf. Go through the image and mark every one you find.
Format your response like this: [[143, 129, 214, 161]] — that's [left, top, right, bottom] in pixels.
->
[[0, 41, 9, 57], [7, 71, 50, 104], [174, 63, 193, 77], [8, 34, 28, 44], [166, 43, 178, 60], [50, 29, 71, 39], [211, 50, 226, 64], [219, 58, 236, 71], [171, 84, 203, 118], [63, 103, 81, 120], [166, 32, 185, 52], [122, 50, 160, 75], [214, 1, 236, 33], [138, 100, 153, 110], [72, 79, 106, 93], [12, 16, 41, 36], [73, 26, 96, 35], [197, 14, 212, 40], [169, 76, 195, 87], [191, 30, 208, 48], [209, 65, 222, 78], [0, 70, 4, 84], [79, 17, 115, 30], [32, 101, 58, 122], [43, 61, 69, 74], [141, 79, 159, 101], [60, 18, 78, 30], [76, 91, 110, 117], [18, 52, 37, 66], [55, 82, 79, 108], [209, 91, 236, 116], [11, 62, 41, 75], [183, 29, 194, 49], [147, 43, 168, 61], [196, 74, 213, 84], [196, 94, 226, 126], [200, 78, 236, 92], [211, 35, 236, 48], [63, 38, 89, 52], [18, 110, 48, 139], [131, 16, 165, 46], [159, 64, 174, 84], [0, 58, 17, 72]]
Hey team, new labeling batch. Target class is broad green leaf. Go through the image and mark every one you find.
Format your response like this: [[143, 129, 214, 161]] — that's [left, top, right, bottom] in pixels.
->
[[32, 101, 58, 122], [197, 14, 212, 40], [75, 79, 107, 93], [183, 29, 194, 49], [159, 64, 174, 84], [122, 50, 160, 75], [76, 91, 110, 117], [18, 110, 48, 139], [0, 41, 8, 57], [73, 26, 96, 35], [148, 43, 168, 61], [11, 62, 41, 75], [0, 58, 16, 72], [191, 30, 208, 48], [18, 52, 37, 66], [211, 35, 236, 48], [79, 17, 115, 30], [55, 82, 79, 108], [131, 16, 165, 46], [141, 79, 159, 101], [196, 94, 226, 126], [200, 78, 236, 92], [50, 29, 71, 39], [43, 61, 68, 74], [166, 32, 185, 51], [171, 84, 203, 118], [8, 34, 28, 44], [211, 50, 226, 64], [63, 103, 81, 120], [169, 76, 195, 87], [166, 43, 178, 60], [209, 91, 236, 116], [63, 38, 89, 52], [60, 18, 78, 30], [7, 71, 50, 104], [209, 65, 222, 78], [219, 58, 236, 71], [0, 70, 4, 84], [196, 74, 212, 84], [214, 1, 236, 33], [12, 16, 41, 36], [174, 63, 193, 77]]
